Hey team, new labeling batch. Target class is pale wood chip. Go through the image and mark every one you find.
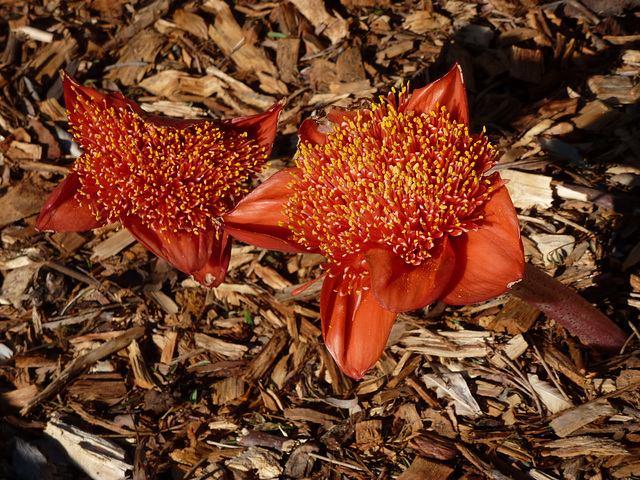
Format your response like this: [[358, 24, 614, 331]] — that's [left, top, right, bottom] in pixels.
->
[[542, 436, 629, 457], [402, 11, 451, 34], [91, 229, 136, 261], [173, 9, 208, 39], [253, 263, 292, 290], [211, 376, 246, 405], [0, 384, 38, 410], [284, 407, 340, 427], [204, 0, 277, 76], [288, 0, 349, 44], [194, 332, 248, 360], [550, 398, 619, 437], [501, 169, 554, 210], [399, 329, 493, 358], [243, 329, 288, 381], [44, 414, 133, 480], [128, 339, 157, 389], [226, 446, 283, 479]]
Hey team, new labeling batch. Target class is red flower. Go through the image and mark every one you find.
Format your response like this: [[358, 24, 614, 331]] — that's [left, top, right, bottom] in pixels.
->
[[223, 64, 525, 379], [37, 72, 282, 287]]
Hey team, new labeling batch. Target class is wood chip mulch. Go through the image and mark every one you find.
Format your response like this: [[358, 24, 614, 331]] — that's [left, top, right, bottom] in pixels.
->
[[1, 1, 640, 479]]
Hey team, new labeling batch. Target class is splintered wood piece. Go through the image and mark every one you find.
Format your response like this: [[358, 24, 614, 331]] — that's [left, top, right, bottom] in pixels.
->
[[288, 0, 349, 45], [402, 11, 451, 34], [204, 0, 277, 76], [31, 33, 78, 81], [139, 70, 226, 98], [243, 329, 288, 381], [226, 447, 283, 479], [159, 330, 178, 364], [400, 329, 493, 358], [194, 333, 248, 360], [488, 297, 540, 335], [587, 75, 640, 104], [210, 376, 246, 405], [44, 414, 133, 480], [284, 407, 340, 428], [128, 340, 157, 390], [104, 0, 171, 49], [0, 384, 38, 411], [422, 371, 483, 418], [542, 436, 629, 457], [20, 326, 145, 415], [500, 169, 554, 210], [395, 403, 424, 435], [66, 373, 128, 404], [173, 9, 208, 39], [91, 229, 136, 261], [106, 30, 165, 86], [573, 100, 624, 131], [528, 374, 573, 414], [550, 398, 618, 437], [253, 263, 292, 290], [144, 291, 179, 315]]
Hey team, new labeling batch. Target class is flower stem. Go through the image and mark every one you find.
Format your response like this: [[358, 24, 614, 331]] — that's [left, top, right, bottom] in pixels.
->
[[509, 263, 627, 353]]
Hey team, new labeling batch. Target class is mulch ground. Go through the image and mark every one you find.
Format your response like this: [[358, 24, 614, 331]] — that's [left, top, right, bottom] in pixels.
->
[[1, 0, 640, 479]]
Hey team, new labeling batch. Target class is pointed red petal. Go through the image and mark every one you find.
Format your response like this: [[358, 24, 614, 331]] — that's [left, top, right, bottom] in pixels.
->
[[298, 110, 361, 146], [190, 232, 232, 287], [122, 216, 218, 276], [221, 101, 284, 150], [321, 273, 397, 380], [36, 172, 103, 232], [440, 187, 525, 305], [62, 72, 141, 126], [366, 238, 456, 312], [222, 169, 309, 253], [405, 63, 469, 125], [298, 118, 329, 145]]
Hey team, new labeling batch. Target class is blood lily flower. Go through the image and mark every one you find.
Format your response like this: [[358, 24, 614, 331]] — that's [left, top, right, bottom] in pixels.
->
[[37, 72, 282, 287], [224, 64, 525, 379]]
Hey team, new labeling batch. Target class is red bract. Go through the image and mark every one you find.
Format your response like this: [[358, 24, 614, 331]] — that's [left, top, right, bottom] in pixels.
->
[[37, 72, 282, 287], [224, 64, 525, 379]]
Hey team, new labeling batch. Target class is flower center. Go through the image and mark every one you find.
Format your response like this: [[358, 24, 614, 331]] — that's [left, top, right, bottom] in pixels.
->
[[70, 97, 267, 235], [286, 99, 503, 269]]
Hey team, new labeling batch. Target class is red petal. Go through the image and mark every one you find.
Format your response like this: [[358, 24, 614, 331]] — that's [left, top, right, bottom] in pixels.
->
[[440, 186, 525, 305], [405, 63, 469, 125], [299, 110, 361, 146], [366, 238, 456, 312], [122, 216, 219, 276], [62, 72, 141, 127], [298, 118, 329, 145], [221, 101, 284, 150], [321, 273, 397, 380], [222, 169, 309, 253], [190, 232, 232, 287], [36, 172, 103, 232]]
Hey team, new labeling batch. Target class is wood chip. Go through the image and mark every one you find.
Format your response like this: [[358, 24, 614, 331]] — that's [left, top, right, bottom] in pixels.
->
[[501, 169, 554, 210], [542, 436, 629, 457], [44, 414, 133, 480], [550, 398, 618, 437]]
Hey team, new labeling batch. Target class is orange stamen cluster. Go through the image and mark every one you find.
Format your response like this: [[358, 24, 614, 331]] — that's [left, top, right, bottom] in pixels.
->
[[68, 87, 267, 235], [287, 97, 503, 272]]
